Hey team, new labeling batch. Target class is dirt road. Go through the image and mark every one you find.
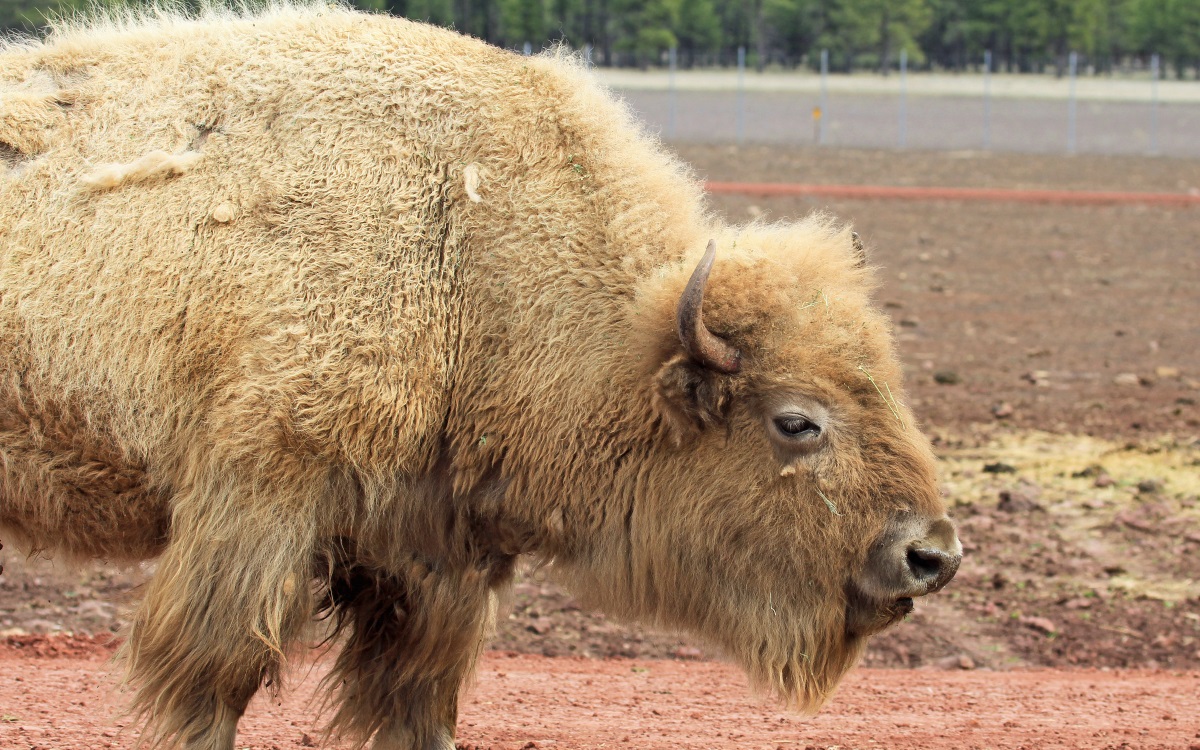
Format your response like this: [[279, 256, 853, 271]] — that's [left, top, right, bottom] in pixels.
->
[[1, 637, 1198, 750]]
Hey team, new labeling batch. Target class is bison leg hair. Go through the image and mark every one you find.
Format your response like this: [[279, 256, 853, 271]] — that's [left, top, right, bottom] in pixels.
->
[[121, 466, 318, 750], [319, 549, 511, 749]]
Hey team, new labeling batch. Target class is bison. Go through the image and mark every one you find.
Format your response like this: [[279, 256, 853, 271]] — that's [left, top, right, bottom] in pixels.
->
[[0, 5, 960, 749]]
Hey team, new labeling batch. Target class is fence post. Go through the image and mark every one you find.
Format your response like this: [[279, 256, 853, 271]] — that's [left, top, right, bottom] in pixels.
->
[[898, 48, 908, 148], [1067, 51, 1078, 154], [736, 46, 746, 145], [668, 46, 678, 140], [523, 41, 532, 56], [819, 49, 828, 146], [1150, 53, 1160, 155], [983, 49, 992, 150], [584, 44, 593, 67]]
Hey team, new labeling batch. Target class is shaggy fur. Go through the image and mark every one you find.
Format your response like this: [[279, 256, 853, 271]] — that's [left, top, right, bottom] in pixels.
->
[[0, 5, 949, 749]]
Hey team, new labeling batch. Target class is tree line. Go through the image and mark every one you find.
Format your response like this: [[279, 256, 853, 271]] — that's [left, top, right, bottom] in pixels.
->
[[3, 0, 1198, 77]]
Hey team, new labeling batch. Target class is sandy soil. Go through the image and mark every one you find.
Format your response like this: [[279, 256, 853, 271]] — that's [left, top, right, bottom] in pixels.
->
[[3, 637, 1199, 750]]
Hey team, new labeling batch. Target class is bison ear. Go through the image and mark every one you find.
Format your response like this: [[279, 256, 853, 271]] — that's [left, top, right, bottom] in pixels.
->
[[652, 354, 731, 441]]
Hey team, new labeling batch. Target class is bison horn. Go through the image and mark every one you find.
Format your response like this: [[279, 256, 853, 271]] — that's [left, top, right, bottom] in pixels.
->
[[851, 231, 867, 267], [676, 240, 741, 374]]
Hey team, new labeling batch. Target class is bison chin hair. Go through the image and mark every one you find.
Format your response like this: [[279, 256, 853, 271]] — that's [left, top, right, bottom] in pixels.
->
[[718, 599, 868, 715], [559, 559, 867, 715]]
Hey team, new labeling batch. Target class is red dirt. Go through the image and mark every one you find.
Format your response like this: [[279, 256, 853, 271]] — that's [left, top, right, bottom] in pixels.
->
[[2, 637, 1199, 749], [705, 180, 1200, 207]]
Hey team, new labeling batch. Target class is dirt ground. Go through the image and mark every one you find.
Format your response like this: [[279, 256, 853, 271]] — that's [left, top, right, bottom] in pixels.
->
[[3, 637, 1200, 750], [2, 146, 1199, 746]]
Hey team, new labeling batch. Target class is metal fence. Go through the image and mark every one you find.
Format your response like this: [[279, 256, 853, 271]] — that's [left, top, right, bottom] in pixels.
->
[[596, 49, 1200, 158]]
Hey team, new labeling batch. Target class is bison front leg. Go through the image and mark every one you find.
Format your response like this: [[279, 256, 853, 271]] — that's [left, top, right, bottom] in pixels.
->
[[322, 558, 510, 749], [123, 468, 318, 750]]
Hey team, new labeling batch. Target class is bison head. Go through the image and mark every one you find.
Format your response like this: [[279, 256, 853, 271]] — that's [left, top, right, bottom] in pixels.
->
[[551, 216, 959, 712]]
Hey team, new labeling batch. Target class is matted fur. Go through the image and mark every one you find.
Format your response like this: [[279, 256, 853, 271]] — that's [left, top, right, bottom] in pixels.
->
[[0, 4, 949, 748]]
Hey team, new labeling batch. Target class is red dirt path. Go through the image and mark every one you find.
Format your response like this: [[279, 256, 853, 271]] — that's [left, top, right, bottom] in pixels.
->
[[2, 637, 1199, 750]]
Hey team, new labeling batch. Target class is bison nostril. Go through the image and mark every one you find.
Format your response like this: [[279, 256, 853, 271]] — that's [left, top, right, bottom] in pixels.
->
[[868, 514, 962, 600], [906, 547, 950, 585]]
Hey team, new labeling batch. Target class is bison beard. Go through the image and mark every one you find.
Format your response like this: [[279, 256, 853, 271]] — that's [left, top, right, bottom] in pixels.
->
[[0, 5, 959, 749]]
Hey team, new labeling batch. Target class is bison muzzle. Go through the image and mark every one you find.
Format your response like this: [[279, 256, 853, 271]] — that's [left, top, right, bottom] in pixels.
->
[[0, 6, 959, 749]]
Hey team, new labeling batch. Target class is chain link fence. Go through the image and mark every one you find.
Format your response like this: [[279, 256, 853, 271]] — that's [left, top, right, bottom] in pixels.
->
[[596, 54, 1200, 158]]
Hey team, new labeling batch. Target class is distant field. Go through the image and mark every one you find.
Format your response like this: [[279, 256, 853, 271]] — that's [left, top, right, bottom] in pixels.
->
[[596, 70, 1200, 156], [595, 69, 1200, 102]]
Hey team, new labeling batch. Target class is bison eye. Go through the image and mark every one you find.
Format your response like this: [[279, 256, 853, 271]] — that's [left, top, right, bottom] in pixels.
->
[[763, 398, 830, 460], [773, 414, 821, 439]]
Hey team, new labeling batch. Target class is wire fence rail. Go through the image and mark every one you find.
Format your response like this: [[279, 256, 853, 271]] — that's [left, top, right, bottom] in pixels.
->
[[590, 49, 1200, 158], [704, 181, 1200, 207]]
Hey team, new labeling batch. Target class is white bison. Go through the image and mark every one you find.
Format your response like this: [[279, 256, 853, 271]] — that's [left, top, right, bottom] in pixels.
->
[[0, 5, 960, 749]]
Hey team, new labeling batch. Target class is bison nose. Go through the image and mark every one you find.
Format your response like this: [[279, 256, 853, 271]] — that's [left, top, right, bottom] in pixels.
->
[[906, 544, 960, 593], [901, 515, 961, 594], [862, 514, 962, 601]]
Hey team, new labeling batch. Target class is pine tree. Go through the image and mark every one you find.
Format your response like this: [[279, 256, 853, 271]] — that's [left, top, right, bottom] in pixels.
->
[[674, 0, 721, 66], [499, 0, 545, 48], [611, 0, 677, 66], [822, 0, 932, 72], [0, 0, 93, 32], [1130, 0, 1200, 77], [544, 0, 584, 45], [393, 0, 457, 26]]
